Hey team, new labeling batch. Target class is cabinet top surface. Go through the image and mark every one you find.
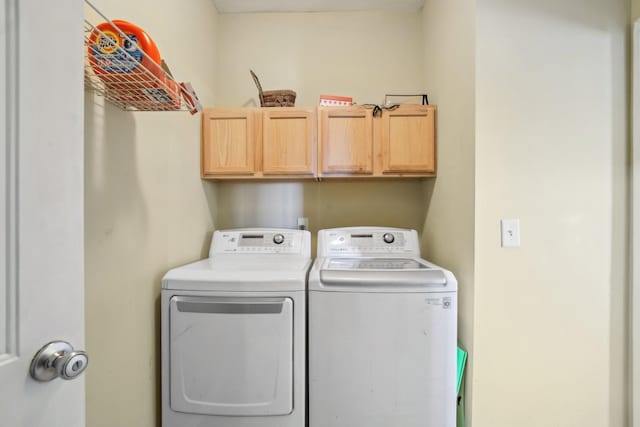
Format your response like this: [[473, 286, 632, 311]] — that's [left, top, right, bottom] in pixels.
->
[[203, 105, 436, 112]]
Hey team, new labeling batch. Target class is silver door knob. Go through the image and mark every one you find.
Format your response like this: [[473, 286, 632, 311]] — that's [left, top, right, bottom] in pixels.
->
[[30, 341, 89, 382]]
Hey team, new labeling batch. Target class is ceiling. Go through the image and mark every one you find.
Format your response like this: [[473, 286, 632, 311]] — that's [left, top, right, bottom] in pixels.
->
[[212, 0, 425, 13]]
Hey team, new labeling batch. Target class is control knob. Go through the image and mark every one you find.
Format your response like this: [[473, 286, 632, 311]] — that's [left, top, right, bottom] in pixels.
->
[[273, 234, 285, 245], [383, 233, 395, 244]]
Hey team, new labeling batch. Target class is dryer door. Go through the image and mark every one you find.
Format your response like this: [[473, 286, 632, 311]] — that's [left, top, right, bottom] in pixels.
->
[[169, 296, 293, 416]]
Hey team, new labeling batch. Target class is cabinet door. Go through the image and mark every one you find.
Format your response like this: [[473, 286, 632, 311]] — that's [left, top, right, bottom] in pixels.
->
[[262, 108, 316, 175], [201, 109, 258, 176], [380, 106, 436, 175], [319, 107, 373, 175]]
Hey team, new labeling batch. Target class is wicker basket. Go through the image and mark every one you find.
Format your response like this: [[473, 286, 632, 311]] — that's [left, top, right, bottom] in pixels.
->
[[250, 70, 296, 107]]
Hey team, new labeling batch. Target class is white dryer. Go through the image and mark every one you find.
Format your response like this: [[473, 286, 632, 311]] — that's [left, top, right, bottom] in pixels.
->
[[308, 227, 457, 427], [161, 228, 310, 427]]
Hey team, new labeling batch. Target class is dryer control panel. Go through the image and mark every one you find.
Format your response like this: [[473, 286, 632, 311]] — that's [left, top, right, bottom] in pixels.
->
[[318, 227, 420, 256], [210, 229, 309, 255]]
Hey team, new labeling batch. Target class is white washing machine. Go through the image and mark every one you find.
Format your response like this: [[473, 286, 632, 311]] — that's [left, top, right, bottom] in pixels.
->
[[308, 227, 458, 427], [161, 228, 311, 427]]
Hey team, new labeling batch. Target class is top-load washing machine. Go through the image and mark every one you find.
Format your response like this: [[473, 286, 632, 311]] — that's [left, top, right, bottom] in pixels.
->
[[161, 228, 311, 427], [308, 227, 458, 427]]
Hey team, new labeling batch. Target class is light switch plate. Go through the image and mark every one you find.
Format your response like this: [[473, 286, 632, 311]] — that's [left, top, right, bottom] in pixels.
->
[[501, 219, 520, 247]]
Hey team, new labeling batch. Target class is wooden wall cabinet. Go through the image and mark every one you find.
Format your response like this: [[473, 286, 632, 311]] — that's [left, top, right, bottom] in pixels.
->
[[202, 109, 258, 176], [262, 108, 316, 176], [318, 105, 436, 178], [202, 105, 435, 180], [201, 108, 316, 179], [318, 107, 374, 175], [380, 105, 436, 175]]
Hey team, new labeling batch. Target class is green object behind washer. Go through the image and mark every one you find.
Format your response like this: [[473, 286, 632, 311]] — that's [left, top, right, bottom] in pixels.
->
[[456, 346, 468, 427], [457, 347, 467, 395]]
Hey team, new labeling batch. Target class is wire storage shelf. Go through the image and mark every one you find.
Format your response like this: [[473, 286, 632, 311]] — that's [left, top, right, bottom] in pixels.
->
[[83, 0, 201, 113]]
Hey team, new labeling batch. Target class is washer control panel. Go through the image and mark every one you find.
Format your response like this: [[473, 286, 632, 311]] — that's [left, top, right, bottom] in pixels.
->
[[211, 229, 306, 254], [319, 228, 420, 256]]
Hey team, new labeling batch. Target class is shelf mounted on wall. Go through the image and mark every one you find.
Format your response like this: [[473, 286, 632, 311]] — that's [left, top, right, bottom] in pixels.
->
[[83, 0, 202, 113]]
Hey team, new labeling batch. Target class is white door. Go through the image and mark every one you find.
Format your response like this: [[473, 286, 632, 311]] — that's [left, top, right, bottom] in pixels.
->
[[0, 0, 85, 426]]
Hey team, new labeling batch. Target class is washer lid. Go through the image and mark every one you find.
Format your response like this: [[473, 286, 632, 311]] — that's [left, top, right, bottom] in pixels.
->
[[311, 256, 456, 293]]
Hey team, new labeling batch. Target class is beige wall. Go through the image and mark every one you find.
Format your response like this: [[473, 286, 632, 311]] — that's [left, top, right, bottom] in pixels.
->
[[214, 180, 427, 254], [83, 2, 634, 426], [84, 1, 218, 426], [212, 11, 429, 246], [474, 0, 630, 426], [421, 0, 476, 420], [634, 0, 640, 21], [215, 11, 425, 107]]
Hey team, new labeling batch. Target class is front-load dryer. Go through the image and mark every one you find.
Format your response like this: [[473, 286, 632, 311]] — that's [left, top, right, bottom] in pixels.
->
[[161, 228, 311, 427], [308, 227, 457, 427]]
